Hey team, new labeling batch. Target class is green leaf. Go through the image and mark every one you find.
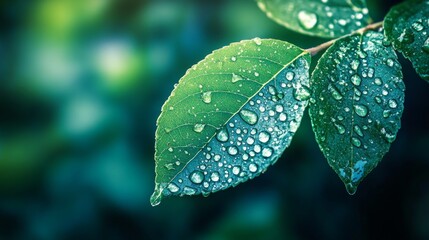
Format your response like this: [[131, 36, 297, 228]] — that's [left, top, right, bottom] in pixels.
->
[[151, 38, 311, 206], [256, 0, 371, 38], [309, 31, 404, 194], [384, 0, 429, 81]]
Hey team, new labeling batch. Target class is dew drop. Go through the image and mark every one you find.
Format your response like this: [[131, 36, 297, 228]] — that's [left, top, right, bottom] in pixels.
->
[[262, 147, 273, 158], [167, 183, 179, 193], [190, 171, 204, 184], [350, 60, 360, 70], [388, 99, 398, 109], [183, 186, 196, 195], [329, 84, 343, 101], [422, 38, 429, 53], [354, 125, 364, 137], [240, 109, 259, 125], [354, 104, 368, 117], [383, 109, 391, 118], [249, 163, 258, 173], [293, 85, 311, 101], [398, 28, 414, 44], [298, 10, 318, 29], [351, 74, 361, 86], [351, 137, 362, 147], [334, 123, 346, 135], [231, 56, 237, 62], [193, 123, 206, 133], [202, 91, 212, 104], [374, 77, 382, 85], [232, 73, 243, 83], [268, 85, 277, 95], [386, 58, 394, 67], [232, 166, 241, 175], [210, 172, 220, 182], [275, 105, 284, 112], [227, 146, 238, 156], [168, 147, 173, 152], [285, 71, 294, 81], [216, 129, 229, 142], [253, 37, 262, 45], [289, 121, 299, 132], [412, 21, 424, 31], [279, 113, 287, 122], [246, 137, 255, 145], [258, 131, 271, 143]]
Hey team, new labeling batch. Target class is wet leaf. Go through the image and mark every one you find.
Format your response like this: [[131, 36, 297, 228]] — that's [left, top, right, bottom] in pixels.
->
[[384, 0, 429, 81], [256, 0, 371, 38], [151, 38, 311, 206], [309, 31, 404, 194]]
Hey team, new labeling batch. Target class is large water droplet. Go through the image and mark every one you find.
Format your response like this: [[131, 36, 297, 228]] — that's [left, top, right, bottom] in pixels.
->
[[354, 125, 364, 137], [350, 60, 360, 70], [202, 91, 212, 103], [279, 113, 287, 122], [216, 129, 229, 142], [351, 74, 361, 86], [193, 123, 206, 133], [232, 166, 241, 175], [398, 28, 414, 44], [190, 171, 204, 184], [374, 78, 382, 85], [298, 10, 318, 29], [183, 186, 196, 195], [285, 71, 294, 81], [354, 104, 368, 117], [240, 109, 258, 125]]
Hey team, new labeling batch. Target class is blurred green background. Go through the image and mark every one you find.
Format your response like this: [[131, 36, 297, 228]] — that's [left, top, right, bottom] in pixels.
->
[[1, 0, 428, 239]]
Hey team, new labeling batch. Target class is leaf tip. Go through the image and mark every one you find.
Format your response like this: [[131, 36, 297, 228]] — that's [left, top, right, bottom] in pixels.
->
[[150, 183, 164, 207]]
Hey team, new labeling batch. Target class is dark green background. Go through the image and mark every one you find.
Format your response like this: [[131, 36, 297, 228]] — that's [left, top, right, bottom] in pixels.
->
[[0, 0, 428, 239]]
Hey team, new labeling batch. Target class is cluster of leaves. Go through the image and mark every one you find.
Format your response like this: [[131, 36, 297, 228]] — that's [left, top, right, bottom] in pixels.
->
[[151, 0, 429, 206]]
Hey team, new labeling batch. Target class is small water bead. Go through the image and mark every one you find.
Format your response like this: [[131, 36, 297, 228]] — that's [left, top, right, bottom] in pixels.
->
[[268, 85, 277, 95], [210, 172, 220, 182], [354, 104, 368, 117], [254, 72, 260, 77], [202, 91, 212, 104], [383, 109, 391, 118], [275, 105, 284, 113], [297, 10, 318, 29], [351, 74, 361, 86], [216, 129, 229, 142], [168, 147, 173, 152], [240, 109, 258, 125], [285, 72, 294, 81], [368, 68, 374, 78], [351, 137, 362, 147], [268, 110, 275, 116], [386, 58, 394, 67], [193, 123, 206, 133], [398, 28, 415, 44], [231, 56, 237, 62], [254, 145, 261, 153], [246, 137, 255, 145], [167, 183, 179, 193], [289, 121, 299, 132], [388, 99, 398, 109], [190, 171, 204, 184], [279, 113, 287, 122], [262, 147, 273, 158], [354, 125, 364, 137], [382, 89, 389, 96], [249, 163, 258, 173], [242, 153, 249, 161], [228, 146, 238, 156]]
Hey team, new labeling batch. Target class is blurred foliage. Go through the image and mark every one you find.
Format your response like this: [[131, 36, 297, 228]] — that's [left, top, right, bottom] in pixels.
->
[[0, 0, 428, 239]]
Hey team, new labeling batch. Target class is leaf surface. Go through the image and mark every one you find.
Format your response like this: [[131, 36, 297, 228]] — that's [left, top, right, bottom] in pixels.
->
[[309, 31, 404, 194], [256, 0, 371, 38], [384, 0, 429, 81], [151, 38, 311, 206]]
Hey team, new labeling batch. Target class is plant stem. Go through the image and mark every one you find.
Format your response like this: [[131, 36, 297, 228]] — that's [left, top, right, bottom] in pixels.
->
[[306, 21, 384, 56]]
